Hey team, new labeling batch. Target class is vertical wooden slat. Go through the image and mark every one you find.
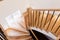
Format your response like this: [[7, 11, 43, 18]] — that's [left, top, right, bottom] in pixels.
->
[[43, 13, 52, 31], [32, 10, 34, 26], [55, 27, 60, 36], [44, 11, 55, 31], [33, 10, 37, 27], [27, 8, 32, 26], [48, 14, 60, 32], [43, 12, 52, 30], [44, 22, 49, 31], [35, 11, 40, 28], [43, 11, 49, 29], [41, 11, 47, 29], [32, 10, 34, 27], [51, 14, 60, 31], [38, 11, 43, 28], [47, 15, 57, 31], [51, 16, 60, 33], [39, 11, 44, 29], [37, 11, 41, 28], [46, 13, 52, 24]]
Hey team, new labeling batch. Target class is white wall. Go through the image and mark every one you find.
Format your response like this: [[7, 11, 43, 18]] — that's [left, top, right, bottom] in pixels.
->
[[0, 0, 29, 25], [29, 0, 60, 9], [0, 0, 60, 25]]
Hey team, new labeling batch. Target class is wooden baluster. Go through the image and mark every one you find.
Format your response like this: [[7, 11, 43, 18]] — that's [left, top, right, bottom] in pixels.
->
[[55, 27, 60, 36], [43, 11, 49, 29], [27, 8, 32, 26], [44, 11, 55, 31], [37, 11, 41, 28], [47, 15, 57, 32], [38, 11, 43, 29], [41, 11, 48, 29], [40, 11, 44, 29], [51, 15, 60, 35], [32, 10, 34, 27], [35, 10, 40, 28], [33, 10, 37, 27], [51, 14, 60, 31]]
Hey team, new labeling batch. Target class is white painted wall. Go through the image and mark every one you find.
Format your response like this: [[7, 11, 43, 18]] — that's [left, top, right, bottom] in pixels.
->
[[29, 0, 60, 9], [0, 0, 29, 25], [0, 0, 60, 25]]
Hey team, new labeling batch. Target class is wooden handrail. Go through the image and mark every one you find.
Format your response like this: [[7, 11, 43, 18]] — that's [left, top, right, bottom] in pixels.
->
[[5, 28, 29, 34]]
